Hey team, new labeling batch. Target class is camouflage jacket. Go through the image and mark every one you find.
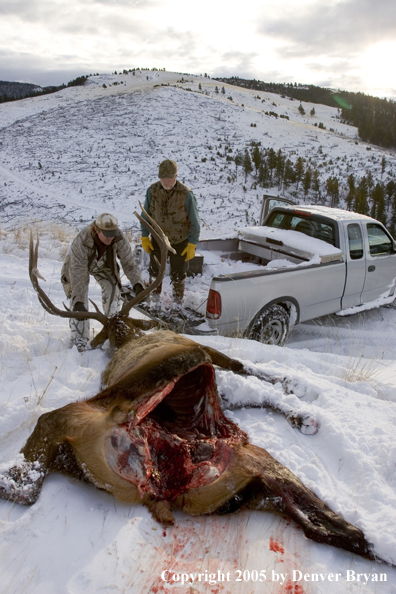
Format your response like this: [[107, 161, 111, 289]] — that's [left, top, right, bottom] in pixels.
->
[[61, 223, 142, 301], [140, 180, 200, 245]]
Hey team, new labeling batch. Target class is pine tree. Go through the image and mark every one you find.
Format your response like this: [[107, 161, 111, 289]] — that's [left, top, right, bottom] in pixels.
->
[[370, 183, 386, 224], [386, 179, 396, 209], [381, 155, 386, 177], [366, 171, 374, 197], [354, 177, 369, 215], [312, 170, 321, 202], [251, 145, 262, 174], [294, 157, 305, 189], [325, 176, 339, 207], [266, 148, 277, 184], [346, 173, 356, 210], [234, 152, 243, 178], [276, 149, 285, 189], [258, 161, 270, 187], [243, 150, 253, 182], [303, 167, 312, 196], [284, 159, 296, 189]]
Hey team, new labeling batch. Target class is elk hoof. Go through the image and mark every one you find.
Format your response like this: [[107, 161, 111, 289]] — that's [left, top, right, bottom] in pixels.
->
[[0, 465, 45, 506], [287, 413, 320, 435]]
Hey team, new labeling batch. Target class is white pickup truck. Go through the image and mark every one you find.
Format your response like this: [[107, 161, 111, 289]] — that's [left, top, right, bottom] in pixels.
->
[[199, 197, 396, 345]]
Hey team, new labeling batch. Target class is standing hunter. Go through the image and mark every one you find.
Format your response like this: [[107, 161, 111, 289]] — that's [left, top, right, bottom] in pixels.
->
[[61, 213, 144, 351], [140, 159, 200, 308]]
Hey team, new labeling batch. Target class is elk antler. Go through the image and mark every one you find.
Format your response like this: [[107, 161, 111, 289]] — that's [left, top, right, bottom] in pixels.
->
[[29, 231, 108, 325], [119, 205, 176, 316], [29, 207, 175, 327]]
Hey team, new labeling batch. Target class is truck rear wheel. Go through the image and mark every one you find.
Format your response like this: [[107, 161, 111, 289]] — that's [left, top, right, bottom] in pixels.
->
[[248, 305, 289, 346]]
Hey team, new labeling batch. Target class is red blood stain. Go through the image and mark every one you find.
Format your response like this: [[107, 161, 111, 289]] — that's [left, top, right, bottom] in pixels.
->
[[283, 581, 305, 594], [269, 536, 284, 554]]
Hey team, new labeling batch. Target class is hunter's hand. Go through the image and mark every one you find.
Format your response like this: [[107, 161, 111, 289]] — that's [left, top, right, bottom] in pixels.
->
[[181, 243, 196, 261], [142, 236, 154, 254]]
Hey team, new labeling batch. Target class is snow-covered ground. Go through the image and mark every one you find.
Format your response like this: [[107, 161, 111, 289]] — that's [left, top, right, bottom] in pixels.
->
[[1, 71, 396, 593]]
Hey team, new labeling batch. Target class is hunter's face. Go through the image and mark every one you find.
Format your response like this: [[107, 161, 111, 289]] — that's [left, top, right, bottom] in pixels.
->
[[96, 230, 114, 245], [160, 175, 177, 190]]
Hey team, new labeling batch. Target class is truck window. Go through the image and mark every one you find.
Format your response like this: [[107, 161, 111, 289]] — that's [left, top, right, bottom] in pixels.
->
[[367, 224, 393, 256], [347, 224, 364, 259], [266, 211, 336, 245]]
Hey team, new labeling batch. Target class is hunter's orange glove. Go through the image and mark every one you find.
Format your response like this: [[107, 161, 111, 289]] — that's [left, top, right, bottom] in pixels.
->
[[142, 236, 154, 254], [181, 243, 196, 261]]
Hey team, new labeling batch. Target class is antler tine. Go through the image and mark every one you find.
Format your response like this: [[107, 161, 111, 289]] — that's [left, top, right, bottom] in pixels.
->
[[120, 207, 175, 315], [29, 230, 107, 325], [136, 203, 176, 255]]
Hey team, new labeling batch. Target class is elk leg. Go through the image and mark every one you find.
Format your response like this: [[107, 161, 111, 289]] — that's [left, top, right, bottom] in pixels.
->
[[202, 346, 319, 434], [258, 479, 376, 560], [239, 446, 376, 561], [0, 407, 79, 506]]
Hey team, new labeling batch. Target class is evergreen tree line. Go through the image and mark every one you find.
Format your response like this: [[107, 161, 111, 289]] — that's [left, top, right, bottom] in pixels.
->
[[340, 94, 396, 149], [214, 77, 342, 107], [235, 145, 396, 234], [0, 76, 88, 104], [216, 77, 396, 149]]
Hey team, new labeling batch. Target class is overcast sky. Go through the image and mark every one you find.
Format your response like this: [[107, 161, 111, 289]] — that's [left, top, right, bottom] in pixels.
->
[[1, 0, 395, 97]]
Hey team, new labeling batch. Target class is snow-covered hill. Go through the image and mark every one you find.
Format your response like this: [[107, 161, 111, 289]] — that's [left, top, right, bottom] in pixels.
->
[[1, 70, 394, 234], [1, 71, 396, 593]]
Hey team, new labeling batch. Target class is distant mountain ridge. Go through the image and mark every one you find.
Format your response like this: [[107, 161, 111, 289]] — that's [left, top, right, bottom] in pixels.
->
[[0, 80, 42, 99], [0, 76, 87, 103]]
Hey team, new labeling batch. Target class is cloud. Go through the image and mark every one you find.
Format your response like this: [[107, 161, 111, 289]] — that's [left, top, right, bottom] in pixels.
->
[[209, 50, 260, 80], [0, 0, 158, 18], [258, 0, 396, 57], [0, 0, 158, 35]]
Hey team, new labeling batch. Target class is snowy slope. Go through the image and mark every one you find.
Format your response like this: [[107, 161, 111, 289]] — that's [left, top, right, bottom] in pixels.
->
[[1, 70, 395, 235], [1, 72, 396, 593]]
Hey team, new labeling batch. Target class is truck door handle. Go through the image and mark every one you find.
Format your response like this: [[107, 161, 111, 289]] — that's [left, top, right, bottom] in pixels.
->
[[368, 265, 376, 272]]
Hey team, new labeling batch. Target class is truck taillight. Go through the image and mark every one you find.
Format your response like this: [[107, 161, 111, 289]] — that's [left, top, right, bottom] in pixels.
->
[[206, 289, 221, 319]]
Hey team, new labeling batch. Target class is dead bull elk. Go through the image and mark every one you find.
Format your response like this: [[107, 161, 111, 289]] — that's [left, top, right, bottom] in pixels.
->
[[0, 211, 388, 565]]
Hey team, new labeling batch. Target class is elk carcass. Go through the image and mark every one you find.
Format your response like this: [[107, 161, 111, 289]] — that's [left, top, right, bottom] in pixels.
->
[[0, 212, 386, 565]]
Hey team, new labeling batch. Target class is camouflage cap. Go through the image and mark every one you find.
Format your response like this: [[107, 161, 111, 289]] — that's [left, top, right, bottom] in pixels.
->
[[158, 159, 178, 178], [95, 213, 119, 237]]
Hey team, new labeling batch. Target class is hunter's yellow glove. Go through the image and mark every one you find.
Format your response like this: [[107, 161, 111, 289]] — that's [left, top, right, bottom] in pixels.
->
[[142, 236, 154, 254], [181, 243, 196, 261]]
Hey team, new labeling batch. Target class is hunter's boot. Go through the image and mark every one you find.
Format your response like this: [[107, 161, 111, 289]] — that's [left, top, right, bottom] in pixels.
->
[[172, 279, 185, 310], [150, 278, 162, 311]]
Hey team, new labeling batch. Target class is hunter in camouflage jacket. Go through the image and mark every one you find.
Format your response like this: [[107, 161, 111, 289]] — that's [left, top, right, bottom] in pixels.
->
[[61, 222, 142, 302]]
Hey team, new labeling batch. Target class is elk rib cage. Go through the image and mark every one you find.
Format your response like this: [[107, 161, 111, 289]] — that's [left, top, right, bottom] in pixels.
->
[[105, 362, 247, 502]]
